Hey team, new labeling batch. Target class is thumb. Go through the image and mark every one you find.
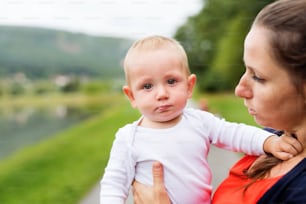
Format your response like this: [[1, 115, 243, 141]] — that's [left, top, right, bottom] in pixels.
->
[[152, 162, 172, 204], [152, 162, 164, 188]]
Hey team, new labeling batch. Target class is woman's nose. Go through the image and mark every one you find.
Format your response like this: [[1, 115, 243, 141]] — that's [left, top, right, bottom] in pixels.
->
[[235, 74, 252, 99]]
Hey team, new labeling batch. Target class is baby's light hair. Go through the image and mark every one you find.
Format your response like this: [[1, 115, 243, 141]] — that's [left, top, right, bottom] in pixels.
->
[[123, 35, 190, 84]]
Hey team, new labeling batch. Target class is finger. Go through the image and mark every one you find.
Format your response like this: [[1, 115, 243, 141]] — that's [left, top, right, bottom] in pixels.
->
[[281, 135, 303, 154], [152, 162, 164, 189], [132, 181, 136, 194], [288, 138, 303, 153], [132, 182, 145, 204], [132, 180, 148, 193], [133, 190, 139, 204], [132, 181, 138, 203], [274, 152, 293, 161], [152, 162, 172, 204], [284, 143, 298, 156]]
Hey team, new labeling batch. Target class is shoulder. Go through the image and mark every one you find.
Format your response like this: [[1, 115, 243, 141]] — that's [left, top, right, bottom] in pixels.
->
[[183, 107, 218, 120], [291, 159, 306, 183], [115, 119, 140, 140], [259, 158, 306, 203], [274, 158, 306, 188], [280, 163, 306, 201], [183, 108, 224, 128], [286, 158, 306, 180]]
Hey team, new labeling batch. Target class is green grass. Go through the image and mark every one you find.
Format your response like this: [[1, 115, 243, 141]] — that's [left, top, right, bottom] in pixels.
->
[[0, 96, 140, 204], [199, 93, 257, 126], [0, 92, 121, 108], [0, 92, 255, 203]]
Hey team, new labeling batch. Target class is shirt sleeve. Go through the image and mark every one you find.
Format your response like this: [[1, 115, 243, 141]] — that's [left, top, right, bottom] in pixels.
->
[[206, 112, 272, 155], [100, 125, 136, 204]]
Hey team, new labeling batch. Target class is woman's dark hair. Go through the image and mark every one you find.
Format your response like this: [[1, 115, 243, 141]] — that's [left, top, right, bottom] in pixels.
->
[[253, 0, 306, 91], [244, 130, 284, 180], [244, 0, 306, 185]]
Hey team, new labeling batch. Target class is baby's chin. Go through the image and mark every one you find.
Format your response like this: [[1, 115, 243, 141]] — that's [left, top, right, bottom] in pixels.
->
[[142, 115, 182, 128]]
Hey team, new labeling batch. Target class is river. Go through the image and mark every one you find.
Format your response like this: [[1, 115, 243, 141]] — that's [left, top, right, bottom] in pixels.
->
[[0, 104, 103, 160]]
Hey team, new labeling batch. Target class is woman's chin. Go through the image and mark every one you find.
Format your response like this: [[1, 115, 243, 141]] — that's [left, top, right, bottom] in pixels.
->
[[254, 117, 267, 127], [255, 118, 277, 130]]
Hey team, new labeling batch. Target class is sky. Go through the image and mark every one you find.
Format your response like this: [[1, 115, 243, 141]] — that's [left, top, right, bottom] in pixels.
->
[[0, 0, 203, 39]]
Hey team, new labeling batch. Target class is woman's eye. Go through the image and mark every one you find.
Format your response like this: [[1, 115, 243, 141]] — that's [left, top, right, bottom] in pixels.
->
[[143, 83, 153, 90], [252, 75, 265, 82], [167, 79, 177, 85]]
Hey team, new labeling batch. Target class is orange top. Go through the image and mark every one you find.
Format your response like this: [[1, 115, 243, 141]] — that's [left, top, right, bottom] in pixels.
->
[[212, 155, 282, 204]]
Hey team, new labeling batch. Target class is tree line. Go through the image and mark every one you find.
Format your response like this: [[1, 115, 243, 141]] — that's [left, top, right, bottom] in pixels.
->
[[0, 1, 274, 93], [174, 0, 273, 92]]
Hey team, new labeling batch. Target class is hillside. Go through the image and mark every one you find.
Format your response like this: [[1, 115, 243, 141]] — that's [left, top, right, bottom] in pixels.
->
[[0, 26, 133, 79]]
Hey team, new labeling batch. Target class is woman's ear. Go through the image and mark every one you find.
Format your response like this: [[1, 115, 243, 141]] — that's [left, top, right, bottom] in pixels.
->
[[187, 74, 197, 98], [123, 85, 137, 108]]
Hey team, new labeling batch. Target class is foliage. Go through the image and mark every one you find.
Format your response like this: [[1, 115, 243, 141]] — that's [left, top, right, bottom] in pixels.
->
[[207, 13, 248, 91], [175, 0, 274, 92], [9, 81, 26, 95], [59, 77, 80, 93], [32, 80, 57, 95], [80, 80, 120, 95], [0, 76, 123, 98]]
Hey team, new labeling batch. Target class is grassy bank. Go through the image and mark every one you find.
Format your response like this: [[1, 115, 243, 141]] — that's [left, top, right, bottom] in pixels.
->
[[0, 93, 121, 108], [0, 93, 254, 203], [0, 96, 139, 204], [202, 93, 257, 126]]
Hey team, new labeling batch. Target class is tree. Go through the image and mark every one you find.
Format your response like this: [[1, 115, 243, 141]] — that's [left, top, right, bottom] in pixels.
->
[[175, 0, 274, 92]]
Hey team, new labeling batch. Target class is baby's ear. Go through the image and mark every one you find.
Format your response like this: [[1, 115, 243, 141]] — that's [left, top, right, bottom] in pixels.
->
[[187, 74, 197, 98], [123, 86, 137, 108]]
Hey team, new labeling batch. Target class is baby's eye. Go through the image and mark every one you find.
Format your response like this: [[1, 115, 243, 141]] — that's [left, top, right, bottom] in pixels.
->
[[167, 79, 177, 85], [143, 83, 153, 90]]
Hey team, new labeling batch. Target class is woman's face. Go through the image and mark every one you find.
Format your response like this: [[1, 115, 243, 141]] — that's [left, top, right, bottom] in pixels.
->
[[235, 25, 306, 132]]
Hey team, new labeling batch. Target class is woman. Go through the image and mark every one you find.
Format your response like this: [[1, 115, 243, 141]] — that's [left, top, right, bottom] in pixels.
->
[[132, 0, 306, 203]]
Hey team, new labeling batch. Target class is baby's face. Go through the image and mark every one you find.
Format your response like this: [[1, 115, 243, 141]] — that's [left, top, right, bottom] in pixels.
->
[[124, 48, 193, 127]]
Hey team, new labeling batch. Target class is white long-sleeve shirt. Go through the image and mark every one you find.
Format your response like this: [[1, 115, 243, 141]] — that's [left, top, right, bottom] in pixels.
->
[[100, 108, 272, 204]]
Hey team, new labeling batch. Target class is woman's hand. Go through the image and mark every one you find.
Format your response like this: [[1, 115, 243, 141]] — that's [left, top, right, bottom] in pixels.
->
[[132, 162, 171, 204]]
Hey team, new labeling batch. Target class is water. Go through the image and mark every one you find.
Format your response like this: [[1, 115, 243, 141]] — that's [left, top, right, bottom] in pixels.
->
[[0, 104, 103, 160]]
